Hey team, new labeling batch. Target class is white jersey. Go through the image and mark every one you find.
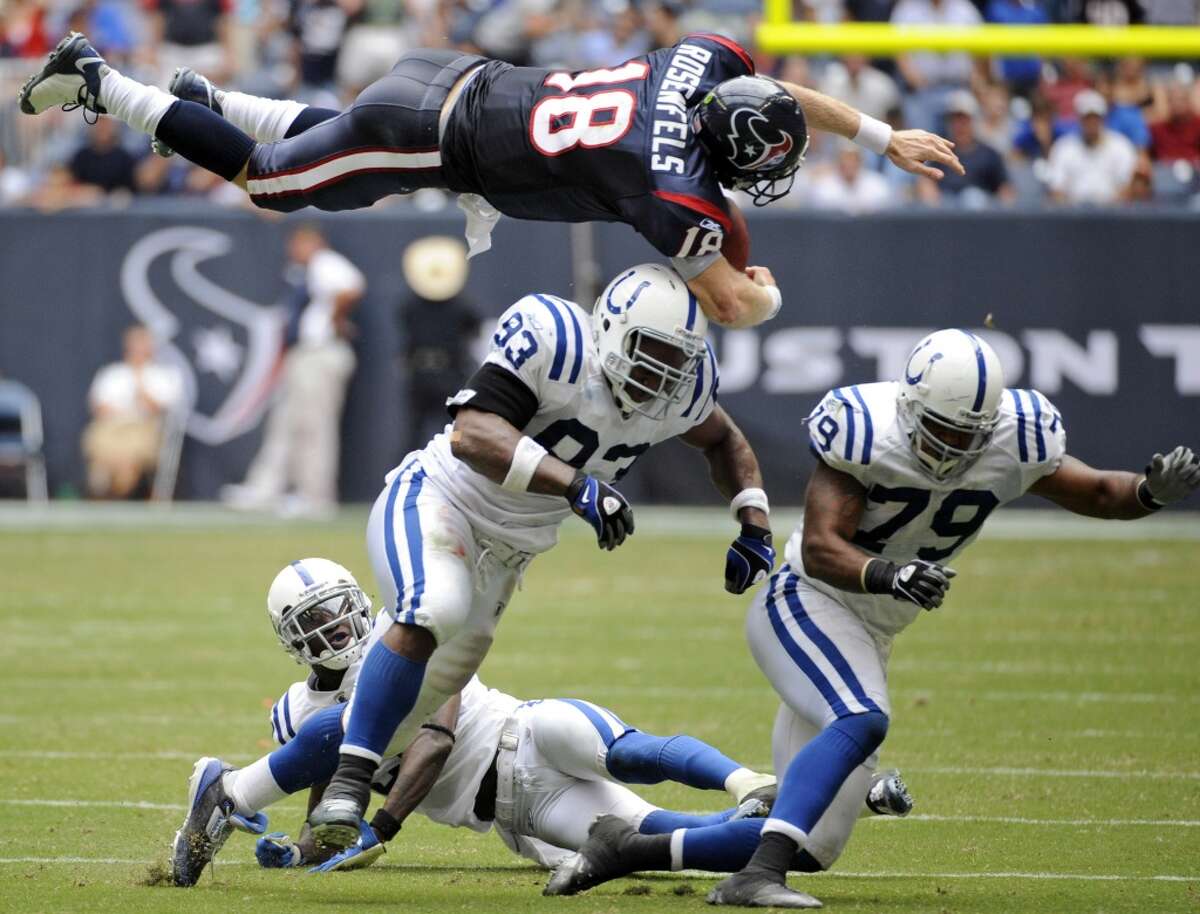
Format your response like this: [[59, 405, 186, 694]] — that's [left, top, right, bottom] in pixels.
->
[[787, 381, 1066, 637], [408, 293, 718, 554]]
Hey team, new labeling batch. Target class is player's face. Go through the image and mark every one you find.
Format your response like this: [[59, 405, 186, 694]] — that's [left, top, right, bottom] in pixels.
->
[[295, 596, 355, 658], [919, 417, 976, 453], [625, 335, 688, 404]]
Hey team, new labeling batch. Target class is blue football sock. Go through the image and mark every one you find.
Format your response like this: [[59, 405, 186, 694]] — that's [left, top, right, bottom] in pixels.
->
[[770, 711, 889, 834], [267, 704, 344, 794], [639, 807, 737, 834], [154, 100, 255, 181], [679, 817, 764, 871], [606, 731, 740, 789], [341, 638, 427, 760]]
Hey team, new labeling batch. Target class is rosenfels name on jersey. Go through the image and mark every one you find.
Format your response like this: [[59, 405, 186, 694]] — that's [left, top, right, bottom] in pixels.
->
[[651, 42, 713, 175]]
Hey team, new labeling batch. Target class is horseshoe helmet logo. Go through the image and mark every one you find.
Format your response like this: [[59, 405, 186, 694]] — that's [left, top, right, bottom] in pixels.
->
[[727, 107, 795, 173], [119, 227, 285, 446]]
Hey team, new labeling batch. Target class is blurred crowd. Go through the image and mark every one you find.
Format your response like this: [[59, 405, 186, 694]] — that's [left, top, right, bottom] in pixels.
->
[[2, 0, 1200, 210]]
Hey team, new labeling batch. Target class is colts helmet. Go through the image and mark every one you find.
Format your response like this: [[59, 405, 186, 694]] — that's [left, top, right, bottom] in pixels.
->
[[266, 558, 373, 670], [594, 263, 708, 420], [692, 76, 808, 206], [897, 329, 1005, 481]]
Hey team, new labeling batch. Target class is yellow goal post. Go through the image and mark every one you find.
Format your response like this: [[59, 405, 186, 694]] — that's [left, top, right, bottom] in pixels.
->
[[755, 14, 1200, 57]]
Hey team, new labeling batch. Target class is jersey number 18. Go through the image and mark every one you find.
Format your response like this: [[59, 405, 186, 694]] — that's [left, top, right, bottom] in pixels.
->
[[530, 62, 649, 157]]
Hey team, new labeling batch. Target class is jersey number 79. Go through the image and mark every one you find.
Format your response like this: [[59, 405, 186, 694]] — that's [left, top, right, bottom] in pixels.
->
[[530, 62, 649, 157]]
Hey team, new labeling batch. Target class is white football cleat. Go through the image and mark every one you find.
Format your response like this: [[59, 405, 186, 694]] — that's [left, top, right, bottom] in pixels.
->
[[18, 32, 107, 118]]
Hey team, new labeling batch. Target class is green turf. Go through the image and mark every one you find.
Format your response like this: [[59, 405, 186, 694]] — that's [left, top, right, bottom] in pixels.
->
[[0, 515, 1197, 913]]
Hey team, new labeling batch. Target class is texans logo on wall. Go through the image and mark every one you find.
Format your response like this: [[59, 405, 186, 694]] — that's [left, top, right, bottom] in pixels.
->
[[119, 227, 285, 446]]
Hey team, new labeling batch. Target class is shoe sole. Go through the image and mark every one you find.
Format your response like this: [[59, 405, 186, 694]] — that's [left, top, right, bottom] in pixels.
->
[[310, 821, 361, 851], [169, 757, 228, 887], [18, 32, 86, 115]]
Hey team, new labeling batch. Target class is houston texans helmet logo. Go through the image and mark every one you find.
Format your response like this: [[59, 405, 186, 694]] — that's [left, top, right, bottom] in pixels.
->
[[727, 107, 795, 173]]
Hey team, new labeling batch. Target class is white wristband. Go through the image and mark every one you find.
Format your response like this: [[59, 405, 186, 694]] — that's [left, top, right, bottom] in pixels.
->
[[853, 113, 893, 157], [501, 436, 549, 492], [730, 487, 770, 521], [762, 285, 782, 321]]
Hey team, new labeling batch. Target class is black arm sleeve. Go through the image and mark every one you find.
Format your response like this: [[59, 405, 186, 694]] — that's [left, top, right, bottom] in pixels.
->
[[446, 363, 539, 430]]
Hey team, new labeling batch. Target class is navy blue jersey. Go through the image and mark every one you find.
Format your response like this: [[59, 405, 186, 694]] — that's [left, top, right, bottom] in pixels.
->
[[442, 34, 754, 259]]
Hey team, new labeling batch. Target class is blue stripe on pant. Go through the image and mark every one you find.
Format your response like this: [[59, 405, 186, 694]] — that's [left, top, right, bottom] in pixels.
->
[[559, 699, 631, 747], [382, 462, 427, 625]]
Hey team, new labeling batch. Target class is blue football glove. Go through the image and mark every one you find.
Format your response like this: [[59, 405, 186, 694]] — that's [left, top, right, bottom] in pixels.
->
[[230, 810, 268, 834], [308, 819, 386, 873], [566, 472, 634, 551], [256, 832, 303, 869], [725, 523, 775, 594]]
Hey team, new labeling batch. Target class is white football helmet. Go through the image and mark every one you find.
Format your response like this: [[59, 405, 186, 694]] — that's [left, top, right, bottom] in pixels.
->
[[896, 329, 1005, 481], [593, 263, 709, 420], [266, 558, 373, 670]]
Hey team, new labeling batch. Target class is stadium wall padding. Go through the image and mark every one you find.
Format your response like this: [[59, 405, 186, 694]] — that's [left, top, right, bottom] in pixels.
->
[[1, 205, 1196, 505]]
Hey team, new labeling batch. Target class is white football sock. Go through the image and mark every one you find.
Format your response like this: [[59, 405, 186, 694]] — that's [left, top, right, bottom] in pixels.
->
[[98, 68, 175, 137], [222, 758, 287, 815], [219, 91, 308, 143]]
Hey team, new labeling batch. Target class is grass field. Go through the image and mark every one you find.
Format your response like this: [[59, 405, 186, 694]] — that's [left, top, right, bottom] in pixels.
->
[[0, 507, 1197, 913]]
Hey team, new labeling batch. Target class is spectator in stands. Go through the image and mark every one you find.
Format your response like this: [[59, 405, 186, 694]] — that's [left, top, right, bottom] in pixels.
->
[[0, 0, 49, 58], [69, 116, 139, 196], [891, 0, 983, 133], [1060, 0, 1143, 24], [398, 236, 478, 452], [818, 54, 901, 123], [0, 149, 32, 206], [1041, 57, 1094, 120], [1150, 81, 1200, 165], [918, 90, 1013, 205], [806, 141, 896, 213], [643, 0, 684, 50], [975, 81, 1015, 157], [289, 0, 363, 95], [1140, 0, 1200, 23], [1013, 92, 1070, 161], [984, 0, 1047, 97], [141, 0, 235, 84], [221, 225, 364, 518], [82, 324, 183, 499], [1047, 89, 1138, 204], [1095, 70, 1150, 149]]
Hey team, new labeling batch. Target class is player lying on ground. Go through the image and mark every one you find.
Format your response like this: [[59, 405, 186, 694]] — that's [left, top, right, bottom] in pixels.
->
[[251, 264, 774, 856], [546, 328, 1200, 908], [19, 33, 960, 328], [169, 557, 809, 884]]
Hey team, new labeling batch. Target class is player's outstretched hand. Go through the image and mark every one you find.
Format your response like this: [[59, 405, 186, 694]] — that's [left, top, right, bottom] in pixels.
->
[[567, 472, 634, 550], [725, 523, 775, 594], [256, 832, 304, 868], [886, 129, 964, 181], [308, 821, 386, 873], [1144, 446, 1200, 506]]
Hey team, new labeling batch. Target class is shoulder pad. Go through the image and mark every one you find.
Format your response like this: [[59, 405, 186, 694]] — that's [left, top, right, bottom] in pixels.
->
[[1003, 388, 1066, 466], [807, 386, 878, 471], [488, 294, 588, 385]]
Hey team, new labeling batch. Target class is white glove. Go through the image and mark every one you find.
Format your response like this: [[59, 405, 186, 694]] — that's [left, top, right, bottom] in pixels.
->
[[1143, 446, 1200, 507]]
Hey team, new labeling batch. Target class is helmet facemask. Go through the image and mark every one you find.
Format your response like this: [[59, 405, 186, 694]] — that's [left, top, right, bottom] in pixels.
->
[[899, 398, 998, 481], [274, 583, 372, 670], [602, 325, 705, 420]]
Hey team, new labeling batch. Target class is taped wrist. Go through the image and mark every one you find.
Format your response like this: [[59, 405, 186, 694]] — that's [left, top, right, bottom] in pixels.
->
[[740, 523, 773, 543], [862, 558, 898, 594], [501, 435, 549, 492], [1136, 477, 1164, 511], [369, 808, 401, 843]]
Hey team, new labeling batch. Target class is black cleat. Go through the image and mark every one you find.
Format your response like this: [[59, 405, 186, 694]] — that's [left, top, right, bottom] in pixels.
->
[[543, 815, 647, 896], [866, 768, 914, 817], [308, 757, 374, 852], [152, 66, 225, 157], [18, 31, 106, 118], [734, 782, 778, 818], [707, 871, 823, 908]]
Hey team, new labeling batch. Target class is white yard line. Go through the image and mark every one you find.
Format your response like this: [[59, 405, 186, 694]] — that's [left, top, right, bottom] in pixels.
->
[[906, 765, 1200, 780], [867, 814, 1200, 827]]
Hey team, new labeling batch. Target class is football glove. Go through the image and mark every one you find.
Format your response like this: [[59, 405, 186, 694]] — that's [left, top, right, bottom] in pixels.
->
[[308, 820, 386, 873], [256, 832, 304, 869], [725, 523, 775, 594], [864, 558, 956, 610], [1142, 446, 1200, 507], [566, 472, 634, 550]]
